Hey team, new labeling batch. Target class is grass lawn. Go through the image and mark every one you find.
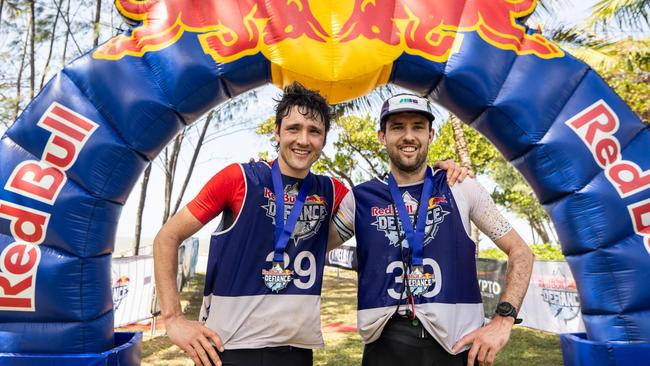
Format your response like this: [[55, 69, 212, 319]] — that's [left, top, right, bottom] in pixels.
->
[[139, 268, 563, 365]]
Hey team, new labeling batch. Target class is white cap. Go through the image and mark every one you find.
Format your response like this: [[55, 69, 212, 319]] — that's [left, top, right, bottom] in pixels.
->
[[380, 94, 435, 124]]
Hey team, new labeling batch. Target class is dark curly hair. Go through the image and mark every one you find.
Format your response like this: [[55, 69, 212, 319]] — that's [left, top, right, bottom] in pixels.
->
[[274, 82, 332, 134]]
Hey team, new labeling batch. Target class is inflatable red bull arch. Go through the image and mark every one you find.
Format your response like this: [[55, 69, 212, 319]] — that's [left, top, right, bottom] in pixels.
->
[[1, 0, 648, 364]]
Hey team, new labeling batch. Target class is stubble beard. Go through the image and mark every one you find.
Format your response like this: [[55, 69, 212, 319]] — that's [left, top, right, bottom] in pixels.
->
[[388, 145, 428, 175]]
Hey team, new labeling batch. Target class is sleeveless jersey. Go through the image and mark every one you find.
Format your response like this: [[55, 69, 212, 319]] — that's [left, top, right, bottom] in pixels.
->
[[199, 161, 336, 350], [353, 169, 484, 354]]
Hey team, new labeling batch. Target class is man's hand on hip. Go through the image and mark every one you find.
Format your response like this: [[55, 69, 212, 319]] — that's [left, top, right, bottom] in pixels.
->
[[166, 315, 225, 366], [451, 315, 514, 366]]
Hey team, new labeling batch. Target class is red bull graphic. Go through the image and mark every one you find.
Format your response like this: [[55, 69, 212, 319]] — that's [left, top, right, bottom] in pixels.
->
[[93, 0, 563, 103], [262, 186, 328, 244], [96, 0, 562, 63], [112, 274, 131, 311], [340, 0, 562, 61], [565, 100, 650, 254], [371, 193, 449, 247], [95, 0, 328, 63]]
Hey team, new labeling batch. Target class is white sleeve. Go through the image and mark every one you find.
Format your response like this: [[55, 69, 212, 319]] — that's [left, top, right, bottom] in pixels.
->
[[333, 190, 355, 242], [450, 178, 512, 241]]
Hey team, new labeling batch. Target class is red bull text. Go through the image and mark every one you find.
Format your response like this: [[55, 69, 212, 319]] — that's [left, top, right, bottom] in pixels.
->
[[0, 104, 98, 311]]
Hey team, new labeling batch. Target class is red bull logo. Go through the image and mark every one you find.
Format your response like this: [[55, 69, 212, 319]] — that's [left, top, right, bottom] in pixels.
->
[[94, 0, 563, 102], [115, 275, 130, 285], [95, 0, 328, 63], [428, 196, 447, 209], [112, 273, 131, 310], [340, 0, 563, 61], [306, 194, 326, 205]]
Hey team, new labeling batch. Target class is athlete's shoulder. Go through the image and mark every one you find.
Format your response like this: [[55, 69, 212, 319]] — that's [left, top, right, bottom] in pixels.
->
[[328, 176, 350, 194], [240, 160, 272, 183], [221, 162, 246, 178], [448, 176, 490, 203], [450, 176, 483, 191]]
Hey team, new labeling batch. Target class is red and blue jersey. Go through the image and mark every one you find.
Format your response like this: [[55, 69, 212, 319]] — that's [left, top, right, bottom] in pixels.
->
[[187, 160, 347, 349]]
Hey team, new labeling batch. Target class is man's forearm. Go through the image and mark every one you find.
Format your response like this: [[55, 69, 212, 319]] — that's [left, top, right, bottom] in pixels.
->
[[499, 245, 534, 311], [153, 230, 184, 320]]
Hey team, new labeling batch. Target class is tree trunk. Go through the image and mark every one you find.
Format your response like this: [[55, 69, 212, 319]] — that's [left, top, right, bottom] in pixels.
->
[[133, 163, 152, 256], [40, 0, 63, 91], [93, 0, 101, 47], [544, 218, 559, 244], [29, 0, 35, 99], [162, 131, 186, 224], [171, 112, 213, 216], [450, 115, 478, 251], [450, 115, 472, 169], [13, 18, 31, 120], [162, 147, 172, 225], [531, 219, 551, 244], [0, 0, 5, 30], [61, 0, 71, 65]]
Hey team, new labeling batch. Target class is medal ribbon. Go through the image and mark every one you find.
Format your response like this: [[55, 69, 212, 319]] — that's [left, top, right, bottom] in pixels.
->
[[387, 167, 434, 267], [271, 161, 313, 263]]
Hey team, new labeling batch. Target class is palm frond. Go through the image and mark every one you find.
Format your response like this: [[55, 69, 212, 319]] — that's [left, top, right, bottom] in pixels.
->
[[546, 25, 614, 48], [586, 0, 650, 29]]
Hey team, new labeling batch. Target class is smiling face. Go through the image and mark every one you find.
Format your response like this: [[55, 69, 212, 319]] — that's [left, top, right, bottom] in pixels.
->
[[274, 106, 326, 178], [379, 112, 434, 179]]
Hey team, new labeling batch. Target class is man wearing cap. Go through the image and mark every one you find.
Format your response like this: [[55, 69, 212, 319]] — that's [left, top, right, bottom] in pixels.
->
[[329, 94, 534, 366]]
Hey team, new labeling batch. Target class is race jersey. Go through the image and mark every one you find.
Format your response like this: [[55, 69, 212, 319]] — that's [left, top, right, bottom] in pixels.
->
[[333, 168, 512, 354], [187, 161, 347, 349]]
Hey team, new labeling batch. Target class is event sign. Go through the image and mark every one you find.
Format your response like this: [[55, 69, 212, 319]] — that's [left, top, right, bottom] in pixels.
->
[[112, 256, 155, 328]]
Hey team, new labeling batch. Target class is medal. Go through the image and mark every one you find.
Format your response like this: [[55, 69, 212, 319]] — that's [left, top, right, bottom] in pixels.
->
[[263, 161, 312, 292], [405, 265, 434, 296], [388, 167, 435, 297], [262, 261, 294, 293]]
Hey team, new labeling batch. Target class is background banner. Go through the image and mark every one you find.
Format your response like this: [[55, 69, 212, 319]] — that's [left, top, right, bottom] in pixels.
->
[[177, 237, 200, 291], [477, 258, 508, 318], [326, 243, 358, 270], [112, 255, 155, 328], [519, 260, 585, 334]]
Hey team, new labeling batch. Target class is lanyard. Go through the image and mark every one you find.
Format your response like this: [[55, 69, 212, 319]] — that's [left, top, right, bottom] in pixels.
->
[[271, 161, 312, 264], [387, 167, 434, 267]]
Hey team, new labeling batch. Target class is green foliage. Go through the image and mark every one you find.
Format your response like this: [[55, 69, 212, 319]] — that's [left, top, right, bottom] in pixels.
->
[[255, 116, 275, 161], [529, 243, 566, 261], [552, 36, 649, 123], [489, 158, 553, 244], [478, 247, 508, 260], [256, 115, 275, 135], [479, 243, 565, 261], [429, 121, 501, 175], [314, 115, 387, 186], [595, 38, 650, 123]]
